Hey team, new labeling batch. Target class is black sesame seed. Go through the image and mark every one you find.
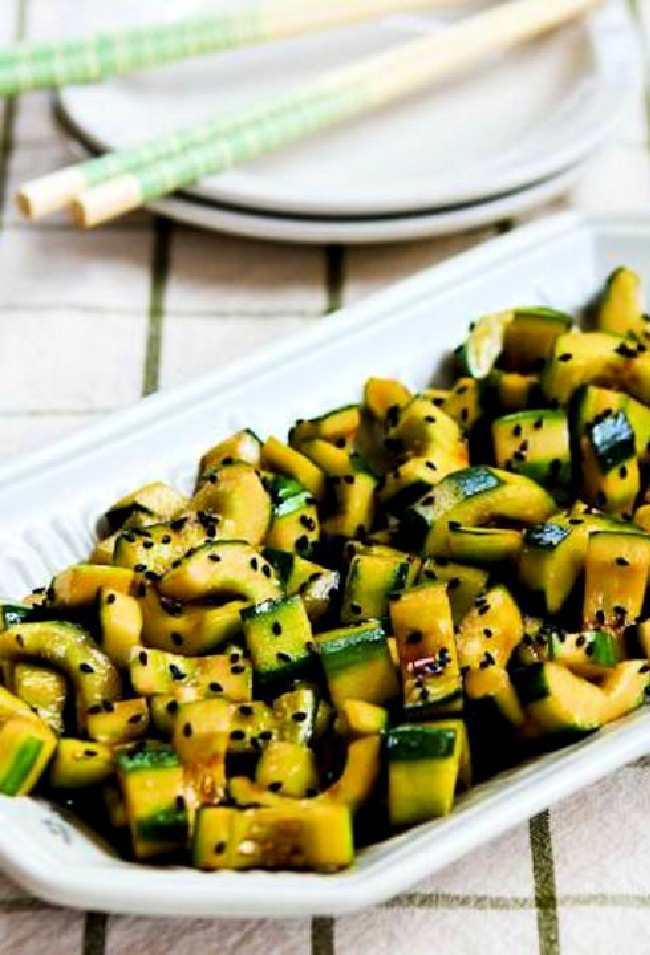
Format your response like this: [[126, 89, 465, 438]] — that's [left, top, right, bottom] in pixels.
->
[[350, 602, 363, 615], [295, 535, 310, 552], [447, 577, 461, 591], [615, 556, 630, 566], [344, 475, 355, 485], [424, 415, 436, 424], [87, 704, 102, 715], [170, 632, 184, 647], [145, 571, 160, 582], [209, 682, 224, 693], [175, 795, 185, 811], [334, 437, 347, 449], [238, 705, 254, 717], [250, 557, 258, 571], [166, 700, 179, 715], [585, 644, 595, 657], [268, 781, 283, 793], [271, 622, 282, 636], [483, 628, 492, 638], [83, 749, 98, 758], [575, 635, 586, 648], [568, 518, 584, 525], [142, 539, 154, 550], [230, 729, 246, 742], [258, 730, 274, 741], [15, 633, 24, 648], [448, 520, 462, 531], [262, 564, 273, 578], [386, 404, 401, 427], [558, 353, 573, 362], [406, 630, 423, 645], [478, 605, 490, 616], [512, 424, 523, 438], [231, 665, 246, 675], [513, 450, 526, 462], [534, 417, 544, 430], [639, 664, 650, 674], [292, 711, 308, 722], [276, 652, 292, 664], [134, 563, 147, 573], [138, 651, 148, 666], [128, 713, 144, 724], [169, 664, 186, 681], [300, 515, 317, 531], [619, 465, 628, 479], [421, 495, 436, 506]]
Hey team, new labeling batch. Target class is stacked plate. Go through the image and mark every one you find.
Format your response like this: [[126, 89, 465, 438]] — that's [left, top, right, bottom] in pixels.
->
[[57, 0, 640, 243]]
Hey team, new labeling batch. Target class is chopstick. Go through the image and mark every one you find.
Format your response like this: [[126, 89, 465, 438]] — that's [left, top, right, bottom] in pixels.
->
[[0, 0, 458, 98], [20, 0, 600, 228]]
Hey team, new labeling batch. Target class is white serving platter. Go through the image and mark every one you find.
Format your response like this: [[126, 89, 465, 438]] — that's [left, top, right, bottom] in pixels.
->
[[2, 212, 650, 917], [57, 0, 639, 217]]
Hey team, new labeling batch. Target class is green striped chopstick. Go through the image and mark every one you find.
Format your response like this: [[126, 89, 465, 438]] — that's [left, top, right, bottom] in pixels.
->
[[65, 0, 598, 229], [0, 0, 451, 100]]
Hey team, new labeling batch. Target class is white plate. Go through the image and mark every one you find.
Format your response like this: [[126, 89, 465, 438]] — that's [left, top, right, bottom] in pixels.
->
[[146, 162, 586, 244], [57, 0, 639, 217], [56, 106, 587, 243], [2, 212, 650, 917]]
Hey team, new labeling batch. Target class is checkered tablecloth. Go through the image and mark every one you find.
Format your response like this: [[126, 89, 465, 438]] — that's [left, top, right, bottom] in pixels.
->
[[2, 2, 650, 954]]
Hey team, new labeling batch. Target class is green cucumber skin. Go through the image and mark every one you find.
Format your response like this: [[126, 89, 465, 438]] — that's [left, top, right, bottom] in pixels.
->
[[117, 745, 180, 774], [387, 725, 458, 762], [240, 595, 300, 623], [0, 737, 43, 796], [512, 663, 549, 706], [261, 549, 294, 588], [524, 522, 572, 551], [136, 806, 187, 845], [589, 412, 635, 472], [318, 624, 387, 677], [0, 604, 32, 630], [403, 689, 463, 721], [512, 307, 573, 327], [273, 492, 314, 520]]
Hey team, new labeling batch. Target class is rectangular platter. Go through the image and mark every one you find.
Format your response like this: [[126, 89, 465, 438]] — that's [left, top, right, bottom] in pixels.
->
[[2, 211, 650, 917]]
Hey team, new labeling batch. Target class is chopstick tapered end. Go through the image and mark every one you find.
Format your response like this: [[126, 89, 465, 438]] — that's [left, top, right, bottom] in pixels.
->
[[16, 168, 86, 219]]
